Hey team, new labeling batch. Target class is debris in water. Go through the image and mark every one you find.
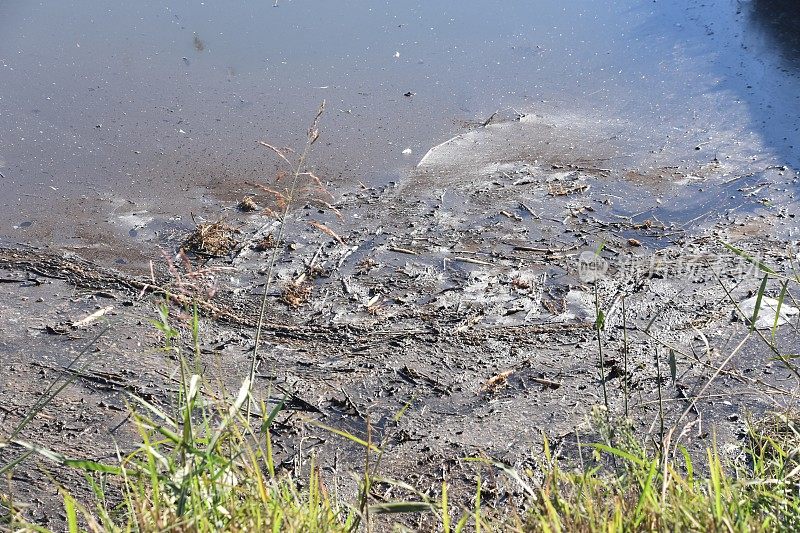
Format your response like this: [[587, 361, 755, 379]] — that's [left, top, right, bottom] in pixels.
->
[[282, 281, 312, 308], [72, 306, 114, 328], [308, 220, 345, 244], [482, 370, 514, 393], [253, 234, 276, 251], [548, 182, 590, 196]]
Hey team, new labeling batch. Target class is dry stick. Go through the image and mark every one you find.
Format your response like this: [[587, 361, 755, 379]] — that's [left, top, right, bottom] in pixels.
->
[[7, 324, 110, 443], [248, 102, 325, 418], [594, 283, 609, 415], [661, 425, 674, 506], [643, 284, 768, 500], [676, 334, 750, 428], [659, 332, 752, 496], [642, 330, 790, 402], [637, 391, 766, 407], [622, 295, 629, 418], [350, 417, 373, 533], [654, 347, 665, 452], [0, 324, 111, 477]]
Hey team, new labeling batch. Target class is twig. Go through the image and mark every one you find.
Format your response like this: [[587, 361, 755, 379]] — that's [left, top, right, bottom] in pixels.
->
[[676, 334, 749, 426], [453, 256, 492, 266], [529, 376, 561, 388], [249, 102, 326, 418], [388, 246, 418, 255], [519, 202, 540, 219], [72, 306, 114, 328], [500, 210, 523, 221]]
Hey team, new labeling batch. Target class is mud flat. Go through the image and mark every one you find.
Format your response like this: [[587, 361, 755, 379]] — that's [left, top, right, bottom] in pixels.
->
[[2, 114, 800, 526]]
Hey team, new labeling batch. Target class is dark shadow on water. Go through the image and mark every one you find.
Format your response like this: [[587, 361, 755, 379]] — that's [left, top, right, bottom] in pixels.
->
[[742, 0, 800, 170], [750, 0, 800, 70]]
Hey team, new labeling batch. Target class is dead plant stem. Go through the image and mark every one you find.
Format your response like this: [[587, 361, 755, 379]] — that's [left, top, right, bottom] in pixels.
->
[[248, 102, 325, 418]]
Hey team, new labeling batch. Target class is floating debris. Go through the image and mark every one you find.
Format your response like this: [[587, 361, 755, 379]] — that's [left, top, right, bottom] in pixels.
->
[[282, 281, 312, 308], [253, 234, 276, 252], [308, 220, 345, 244], [548, 182, 590, 196], [481, 369, 513, 393]]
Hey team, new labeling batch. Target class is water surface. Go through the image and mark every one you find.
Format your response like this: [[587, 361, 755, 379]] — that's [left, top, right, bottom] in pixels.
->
[[1, 0, 798, 258]]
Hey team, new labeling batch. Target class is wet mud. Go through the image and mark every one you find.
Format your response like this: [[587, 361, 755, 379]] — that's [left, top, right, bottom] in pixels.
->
[[3, 157, 800, 525]]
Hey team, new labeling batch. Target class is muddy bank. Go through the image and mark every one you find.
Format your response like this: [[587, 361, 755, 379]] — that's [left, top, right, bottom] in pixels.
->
[[2, 148, 800, 526]]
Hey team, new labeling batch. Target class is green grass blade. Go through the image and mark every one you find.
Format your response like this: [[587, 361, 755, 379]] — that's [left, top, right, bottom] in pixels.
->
[[464, 456, 536, 498], [772, 279, 789, 340], [207, 378, 251, 452], [262, 397, 286, 433], [442, 481, 451, 533], [368, 501, 435, 514], [305, 419, 380, 452], [11, 440, 125, 475], [722, 241, 776, 275], [63, 492, 79, 533], [668, 348, 677, 385], [750, 274, 769, 332], [591, 443, 647, 467]]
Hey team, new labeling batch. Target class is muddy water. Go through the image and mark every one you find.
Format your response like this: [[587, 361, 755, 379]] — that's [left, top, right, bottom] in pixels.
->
[[0, 0, 798, 264]]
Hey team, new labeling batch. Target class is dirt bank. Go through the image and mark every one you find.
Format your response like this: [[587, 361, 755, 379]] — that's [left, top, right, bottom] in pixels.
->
[[2, 139, 799, 526]]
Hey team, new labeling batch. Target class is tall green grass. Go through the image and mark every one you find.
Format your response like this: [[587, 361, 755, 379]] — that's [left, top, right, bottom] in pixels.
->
[[524, 413, 800, 532]]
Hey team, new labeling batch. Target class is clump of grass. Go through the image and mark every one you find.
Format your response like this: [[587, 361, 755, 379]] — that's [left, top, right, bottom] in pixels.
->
[[112, 378, 354, 532], [5, 298, 800, 532], [518, 412, 800, 532], [2, 304, 356, 532], [749, 412, 800, 468], [184, 221, 239, 256]]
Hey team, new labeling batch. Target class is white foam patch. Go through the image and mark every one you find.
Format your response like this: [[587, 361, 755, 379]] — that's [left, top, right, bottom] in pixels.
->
[[117, 212, 153, 230], [412, 105, 776, 189]]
